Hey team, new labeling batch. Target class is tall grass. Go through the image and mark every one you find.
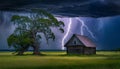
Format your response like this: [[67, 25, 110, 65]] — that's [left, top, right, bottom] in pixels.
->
[[0, 51, 120, 69]]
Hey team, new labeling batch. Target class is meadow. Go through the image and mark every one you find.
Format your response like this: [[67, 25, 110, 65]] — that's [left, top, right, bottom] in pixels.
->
[[0, 51, 120, 69]]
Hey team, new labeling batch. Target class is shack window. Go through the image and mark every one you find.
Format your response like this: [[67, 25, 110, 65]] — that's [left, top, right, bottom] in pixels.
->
[[74, 41, 76, 45]]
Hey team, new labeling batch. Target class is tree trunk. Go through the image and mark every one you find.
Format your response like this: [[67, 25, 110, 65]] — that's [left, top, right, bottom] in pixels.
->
[[33, 44, 40, 55], [33, 45, 40, 55], [17, 46, 28, 55], [17, 50, 24, 55], [31, 32, 40, 55]]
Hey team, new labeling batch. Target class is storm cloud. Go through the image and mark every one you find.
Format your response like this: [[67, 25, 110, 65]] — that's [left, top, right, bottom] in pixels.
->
[[0, 0, 120, 17]]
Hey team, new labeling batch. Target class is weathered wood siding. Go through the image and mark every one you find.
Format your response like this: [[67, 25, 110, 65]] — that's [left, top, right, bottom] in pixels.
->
[[66, 46, 96, 55], [84, 47, 96, 55], [67, 46, 84, 54]]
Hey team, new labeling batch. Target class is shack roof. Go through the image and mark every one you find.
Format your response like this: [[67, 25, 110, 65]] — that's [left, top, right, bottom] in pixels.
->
[[65, 34, 96, 47]]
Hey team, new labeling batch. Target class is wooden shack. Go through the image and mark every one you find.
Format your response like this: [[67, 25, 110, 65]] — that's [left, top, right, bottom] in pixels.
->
[[64, 34, 96, 55]]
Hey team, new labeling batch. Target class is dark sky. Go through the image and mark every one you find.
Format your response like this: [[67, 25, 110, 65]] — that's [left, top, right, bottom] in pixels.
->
[[0, 0, 120, 17], [97, 16, 120, 50], [0, 0, 120, 50]]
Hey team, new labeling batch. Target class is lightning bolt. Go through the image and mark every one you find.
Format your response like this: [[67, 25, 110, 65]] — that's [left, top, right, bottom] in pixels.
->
[[61, 17, 96, 50], [76, 17, 96, 39], [61, 18, 72, 50]]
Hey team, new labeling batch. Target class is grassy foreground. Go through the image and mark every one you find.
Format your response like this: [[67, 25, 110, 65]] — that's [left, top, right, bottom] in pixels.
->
[[0, 51, 120, 69]]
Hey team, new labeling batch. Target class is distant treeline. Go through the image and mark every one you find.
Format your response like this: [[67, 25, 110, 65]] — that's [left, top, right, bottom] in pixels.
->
[[0, 49, 120, 52], [0, 49, 66, 52]]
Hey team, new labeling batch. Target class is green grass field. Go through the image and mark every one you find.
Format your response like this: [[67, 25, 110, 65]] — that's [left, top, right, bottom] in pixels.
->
[[0, 51, 120, 69]]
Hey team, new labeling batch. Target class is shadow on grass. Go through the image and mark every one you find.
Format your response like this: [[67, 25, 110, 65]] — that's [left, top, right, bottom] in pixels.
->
[[0, 51, 120, 60]]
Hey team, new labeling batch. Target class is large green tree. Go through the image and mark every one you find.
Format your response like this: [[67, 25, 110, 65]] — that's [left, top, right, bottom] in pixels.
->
[[8, 9, 64, 55]]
